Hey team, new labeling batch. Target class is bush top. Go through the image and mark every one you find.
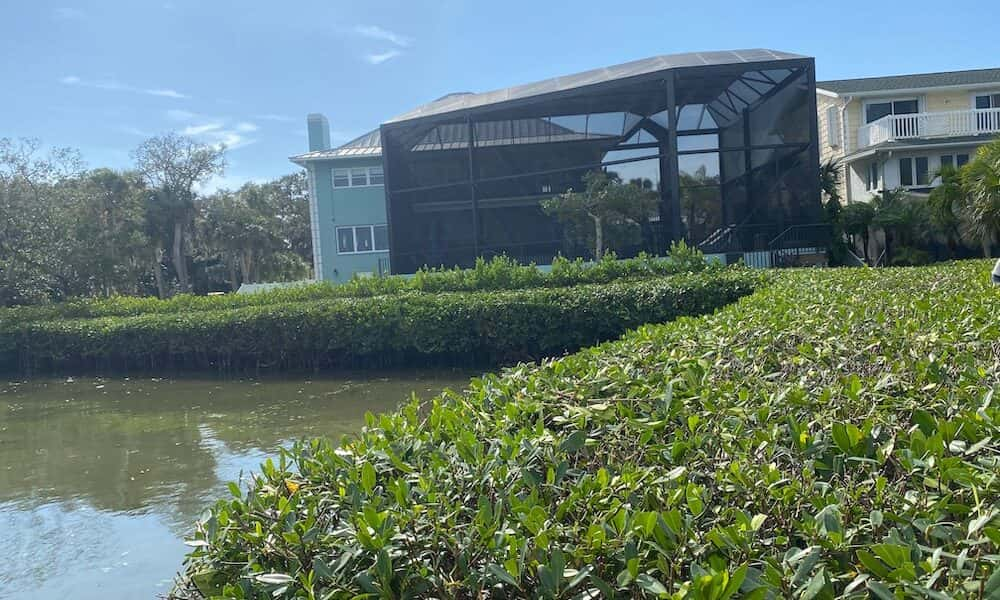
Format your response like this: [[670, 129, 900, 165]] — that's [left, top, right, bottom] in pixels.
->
[[172, 260, 1000, 598]]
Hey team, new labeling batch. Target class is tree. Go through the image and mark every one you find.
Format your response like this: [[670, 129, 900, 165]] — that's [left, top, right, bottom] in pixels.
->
[[0, 138, 84, 304], [541, 170, 658, 260], [959, 139, 1000, 257], [840, 202, 874, 264], [871, 188, 929, 265], [132, 134, 225, 294], [927, 164, 964, 257]]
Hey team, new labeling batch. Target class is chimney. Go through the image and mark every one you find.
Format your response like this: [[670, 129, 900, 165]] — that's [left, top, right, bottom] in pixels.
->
[[307, 113, 331, 151]]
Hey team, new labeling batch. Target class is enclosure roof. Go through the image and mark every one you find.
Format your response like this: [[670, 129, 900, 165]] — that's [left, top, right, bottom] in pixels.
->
[[289, 129, 381, 163], [385, 49, 809, 124], [818, 68, 1000, 95]]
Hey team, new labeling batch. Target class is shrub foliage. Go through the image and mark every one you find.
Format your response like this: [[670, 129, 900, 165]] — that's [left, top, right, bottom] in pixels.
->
[[173, 261, 1000, 599], [0, 247, 711, 325], [2, 269, 754, 374]]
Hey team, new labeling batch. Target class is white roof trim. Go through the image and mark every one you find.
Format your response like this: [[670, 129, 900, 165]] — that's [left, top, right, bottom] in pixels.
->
[[820, 81, 1000, 99]]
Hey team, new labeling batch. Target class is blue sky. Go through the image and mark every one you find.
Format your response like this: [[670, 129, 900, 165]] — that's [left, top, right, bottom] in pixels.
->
[[2, 0, 995, 190]]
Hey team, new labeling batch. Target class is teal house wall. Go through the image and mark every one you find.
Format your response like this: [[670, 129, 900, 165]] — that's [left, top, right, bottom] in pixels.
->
[[291, 115, 388, 284]]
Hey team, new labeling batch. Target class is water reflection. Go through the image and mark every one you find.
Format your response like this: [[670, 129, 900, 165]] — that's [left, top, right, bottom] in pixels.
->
[[0, 373, 470, 600]]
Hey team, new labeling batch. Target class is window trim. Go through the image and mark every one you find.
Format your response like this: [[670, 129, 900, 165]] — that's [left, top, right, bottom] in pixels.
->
[[335, 224, 390, 255], [971, 91, 1000, 109], [897, 155, 934, 188], [332, 165, 386, 189], [863, 97, 921, 124]]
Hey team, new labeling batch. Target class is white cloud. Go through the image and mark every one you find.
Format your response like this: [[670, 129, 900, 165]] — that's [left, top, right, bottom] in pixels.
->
[[256, 114, 296, 122], [59, 75, 190, 99], [181, 123, 223, 136], [197, 173, 267, 194], [365, 50, 401, 65], [235, 122, 258, 133], [354, 25, 411, 47], [54, 7, 85, 20]]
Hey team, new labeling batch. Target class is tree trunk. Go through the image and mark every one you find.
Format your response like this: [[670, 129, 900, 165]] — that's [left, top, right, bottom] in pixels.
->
[[152, 245, 167, 298], [861, 230, 870, 264], [591, 214, 604, 260], [228, 255, 239, 291], [172, 218, 189, 292]]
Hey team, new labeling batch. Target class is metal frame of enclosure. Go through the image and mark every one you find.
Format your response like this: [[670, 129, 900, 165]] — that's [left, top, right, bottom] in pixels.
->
[[380, 49, 823, 273]]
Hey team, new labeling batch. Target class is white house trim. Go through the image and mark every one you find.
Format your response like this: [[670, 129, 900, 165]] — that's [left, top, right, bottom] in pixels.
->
[[306, 164, 323, 280]]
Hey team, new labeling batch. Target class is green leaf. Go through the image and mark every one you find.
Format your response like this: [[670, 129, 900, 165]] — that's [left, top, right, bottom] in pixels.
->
[[867, 580, 895, 600], [361, 462, 376, 494], [635, 573, 668, 597], [486, 564, 519, 588], [984, 564, 1000, 599], [559, 430, 587, 454]]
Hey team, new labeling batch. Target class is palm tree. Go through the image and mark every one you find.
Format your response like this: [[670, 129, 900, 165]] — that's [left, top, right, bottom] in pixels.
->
[[960, 139, 1000, 257], [926, 165, 964, 258], [840, 202, 874, 264]]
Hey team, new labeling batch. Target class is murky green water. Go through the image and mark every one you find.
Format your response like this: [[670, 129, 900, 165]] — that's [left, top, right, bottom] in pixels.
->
[[0, 373, 472, 599]]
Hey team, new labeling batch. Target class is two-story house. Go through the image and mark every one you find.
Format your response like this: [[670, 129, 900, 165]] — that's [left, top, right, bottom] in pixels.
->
[[817, 68, 1000, 203], [290, 114, 389, 283]]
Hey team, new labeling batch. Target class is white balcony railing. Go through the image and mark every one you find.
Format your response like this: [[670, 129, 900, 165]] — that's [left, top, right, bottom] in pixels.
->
[[858, 108, 1000, 149]]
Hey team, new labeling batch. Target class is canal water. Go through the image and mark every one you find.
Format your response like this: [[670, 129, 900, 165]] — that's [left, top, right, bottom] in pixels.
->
[[0, 373, 472, 599]]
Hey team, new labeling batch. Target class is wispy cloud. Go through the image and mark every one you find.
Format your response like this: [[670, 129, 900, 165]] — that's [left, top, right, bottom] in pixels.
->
[[54, 7, 86, 20], [235, 122, 258, 133], [354, 25, 411, 47], [60, 75, 190, 99], [256, 114, 296, 123], [181, 123, 224, 136], [365, 50, 401, 65]]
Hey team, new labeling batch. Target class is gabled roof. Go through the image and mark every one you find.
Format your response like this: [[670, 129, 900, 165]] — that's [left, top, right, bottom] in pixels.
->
[[289, 129, 381, 163], [818, 68, 1000, 95], [386, 49, 808, 124]]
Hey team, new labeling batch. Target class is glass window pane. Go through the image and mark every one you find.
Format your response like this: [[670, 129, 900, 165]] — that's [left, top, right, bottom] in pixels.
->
[[915, 157, 929, 185], [351, 168, 368, 186], [355, 226, 374, 252], [679, 153, 720, 182], [677, 134, 719, 152], [337, 227, 355, 253], [899, 158, 913, 186], [893, 100, 918, 114], [333, 169, 350, 187], [866, 102, 892, 123], [957, 154, 970, 167], [940, 155, 953, 169], [374, 224, 389, 250], [369, 166, 384, 185], [976, 95, 991, 109]]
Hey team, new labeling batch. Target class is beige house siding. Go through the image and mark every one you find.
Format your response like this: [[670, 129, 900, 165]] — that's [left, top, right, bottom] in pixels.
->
[[816, 93, 849, 202], [925, 90, 975, 112]]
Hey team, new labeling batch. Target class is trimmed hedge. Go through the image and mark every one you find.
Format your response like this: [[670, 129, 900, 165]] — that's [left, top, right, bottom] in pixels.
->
[[2, 270, 759, 374], [173, 261, 1000, 599], [0, 248, 712, 325]]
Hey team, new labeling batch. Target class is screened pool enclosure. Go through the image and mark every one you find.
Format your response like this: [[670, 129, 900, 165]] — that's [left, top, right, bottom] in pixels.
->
[[380, 49, 824, 273]]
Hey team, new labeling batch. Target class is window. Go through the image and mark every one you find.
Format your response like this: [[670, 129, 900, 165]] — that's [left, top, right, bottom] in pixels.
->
[[336, 225, 389, 254], [915, 157, 929, 185], [866, 99, 919, 123], [975, 94, 1000, 109], [337, 227, 355, 253], [898, 157, 931, 187], [373, 225, 389, 251], [957, 154, 970, 167], [333, 169, 350, 188], [333, 166, 384, 188], [350, 168, 368, 187], [866, 162, 878, 191], [974, 95, 999, 131], [355, 226, 373, 252], [940, 155, 954, 169], [899, 158, 913, 187]]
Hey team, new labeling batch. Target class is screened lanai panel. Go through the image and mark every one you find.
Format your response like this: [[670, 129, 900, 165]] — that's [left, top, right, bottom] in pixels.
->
[[382, 50, 820, 272]]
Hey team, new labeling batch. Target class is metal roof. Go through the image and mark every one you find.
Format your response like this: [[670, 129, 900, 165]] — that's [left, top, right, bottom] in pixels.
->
[[289, 129, 382, 163], [386, 49, 809, 124], [818, 68, 1000, 95]]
